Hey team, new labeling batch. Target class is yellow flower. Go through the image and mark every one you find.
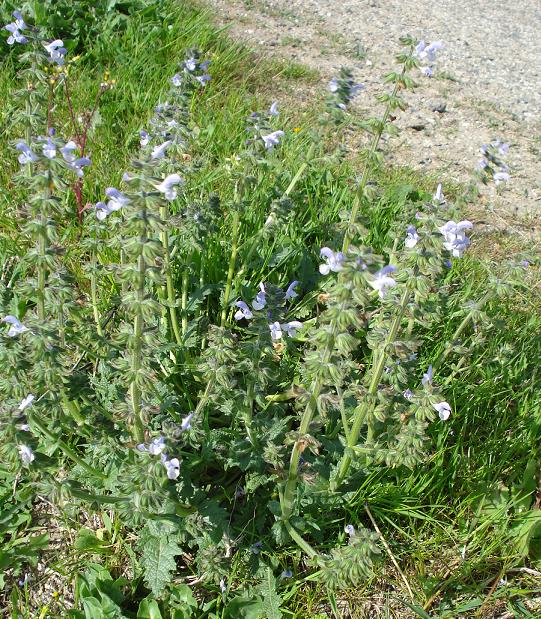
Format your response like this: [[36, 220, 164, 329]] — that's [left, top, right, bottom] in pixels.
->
[[293, 127, 301, 133]]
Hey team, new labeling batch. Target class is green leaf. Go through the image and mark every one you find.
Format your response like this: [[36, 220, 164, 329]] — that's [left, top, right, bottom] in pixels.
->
[[137, 598, 163, 619], [223, 596, 265, 619], [255, 568, 282, 619], [139, 535, 181, 597]]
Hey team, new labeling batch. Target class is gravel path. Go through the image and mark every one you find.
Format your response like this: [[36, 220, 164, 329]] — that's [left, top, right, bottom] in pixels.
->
[[210, 0, 541, 237]]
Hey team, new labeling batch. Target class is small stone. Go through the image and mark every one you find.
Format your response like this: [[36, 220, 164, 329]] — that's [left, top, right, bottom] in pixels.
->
[[430, 101, 447, 113]]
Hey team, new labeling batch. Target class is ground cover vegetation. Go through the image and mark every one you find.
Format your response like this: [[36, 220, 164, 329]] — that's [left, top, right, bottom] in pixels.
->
[[0, 1, 540, 617]]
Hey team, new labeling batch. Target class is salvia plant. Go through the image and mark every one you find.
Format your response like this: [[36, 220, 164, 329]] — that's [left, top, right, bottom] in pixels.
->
[[0, 8, 521, 611]]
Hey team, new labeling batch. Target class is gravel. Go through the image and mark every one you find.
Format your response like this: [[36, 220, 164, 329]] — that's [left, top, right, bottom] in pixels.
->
[[209, 0, 541, 237]]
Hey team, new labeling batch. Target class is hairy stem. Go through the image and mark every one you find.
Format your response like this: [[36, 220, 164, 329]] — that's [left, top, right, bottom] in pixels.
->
[[220, 210, 240, 328], [90, 248, 103, 337], [159, 205, 183, 345], [181, 268, 189, 337], [333, 284, 412, 489]]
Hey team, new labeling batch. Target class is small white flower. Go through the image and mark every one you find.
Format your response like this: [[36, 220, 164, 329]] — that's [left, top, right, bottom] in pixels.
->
[[261, 130, 284, 150], [139, 130, 151, 146], [148, 436, 166, 455], [369, 265, 397, 299], [18, 394, 35, 411], [269, 321, 282, 341], [43, 39, 67, 65], [151, 140, 172, 159], [16, 141, 38, 164], [220, 578, 227, 594], [155, 173, 183, 201], [252, 283, 266, 310], [42, 138, 56, 159], [439, 220, 473, 258], [344, 524, 355, 536], [422, 365, 433, 387], [234, 301, 253, 321], [285, 281, 299, 300], [282, 321, 302, 337], [2, 315, 28, 337], [18, 444, 35, 465], [432, 401, 451, 421], [493, 172, 510, 185], [269, 101, 279, 116], [19, 424, 31, 432], [60, 140, 78, 162], [404, 225, 420, 248], [180, 413, 193, 431], [319, 247, 344, 275], [433, 183, 445, 205], [163, 457, 180, 480]]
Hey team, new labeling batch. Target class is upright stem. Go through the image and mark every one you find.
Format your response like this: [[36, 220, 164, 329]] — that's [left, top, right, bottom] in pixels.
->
[[159, 205, 183, 346], [333, 284, 412, 489], [181, 268, 189, 337], [90, 248, 103, 337], [220, 210, 240, 328], [130, 243, 146, 444], [342, 64, 408, 254]]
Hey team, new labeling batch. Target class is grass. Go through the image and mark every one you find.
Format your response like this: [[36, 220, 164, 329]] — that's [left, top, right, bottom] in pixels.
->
[[1, 0, 540, 617]]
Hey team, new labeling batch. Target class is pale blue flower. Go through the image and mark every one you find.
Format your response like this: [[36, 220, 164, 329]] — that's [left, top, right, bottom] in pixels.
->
[[439, 220, 473, 257], [250, 541, 263, 555], [195, 74, 211, 86], [18, 444, 34, 465], [328, 77, 339, 93], [172, 74, 182, 87], [422, 365, 433, 387], [403, 389, 414, 400], [252, 283, 266, 310], [148, 436, 166, 455], [220, 578, 227, 594], [60, 140, 78, 162], [5, 11, 27, 45], [319, 247, 344, 274], [433, 183, 445, 205], [344, 524, 355, 536], [156, 173, 183, 200], [261, 130, 285, 150], [280, 570, 293, 579], [151, 140, 171, 159], [405, 225, 420, 248], [162, 456, 180, 479], [432, 401, 451, 421], [139, 130, 151, 146], [42, 138, 56, 159], [282, 321, 303, 337], [234, 301, 253, 321], [421, 66, 433, 77], [18, 394, 35, 411], [185, 57, 197, 71], [200, 60, 211, 71], [43, 39, 67, 66], [2, 315, 28, 337], [269, 321, 282, 340], [180, 412, 193, 431], [269, 101, 279, 116], [16, 141, 38, 164], [71, 157, 91, 177], [369, 265, 397, 298], [285, 280, 299, 300], [493, 172, 510, 185], [96, 188, 130, 220]]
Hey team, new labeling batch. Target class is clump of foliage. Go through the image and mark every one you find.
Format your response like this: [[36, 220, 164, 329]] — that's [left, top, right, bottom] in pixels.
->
[[1, 3, 539, 618]]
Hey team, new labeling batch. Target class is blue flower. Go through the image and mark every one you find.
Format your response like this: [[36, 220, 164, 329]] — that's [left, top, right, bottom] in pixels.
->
[[404, 225, 420, 248], [43, 39, 67, 66], [4, 11, 27, 45], [369, 265, 397, 298], [269, 101, 279, 116], [162, 456, 180, 480], [319, 247, 344, 275], [185, 57, 197, 71], [422, 365, 433, 387], [18, 394, 35, 411], [151, 140, 171, 159], [252, 283, 267, 310], [195, 74, 211, 86], [280, 570, 293, 579], [261, 130, 285, 150], [439, 220, 473, 258], [156, 173, 183, 200], [60, 140, 78, 162], [95, 188, 130, 220], [16, 141, 38, 164], [139, 130, 151, 146], [344, 524, 355, 536], [180, 412, 193, 431], [42, 138, 56, 159], [285, 280, 299, 300], [269, 321, 282, 341], [282, 321, 302, 337], [18, 444, 34, 465], [432, 401, 451, 421], [70, 157, 91, 177], [2, 315, 28, 337], [234, 301, 253, 321]]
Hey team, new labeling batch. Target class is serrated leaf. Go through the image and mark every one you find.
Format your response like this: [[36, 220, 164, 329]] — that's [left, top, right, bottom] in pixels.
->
[[255, 567, 282, 619], [139, 535, 181, 597]]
